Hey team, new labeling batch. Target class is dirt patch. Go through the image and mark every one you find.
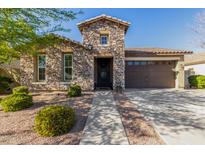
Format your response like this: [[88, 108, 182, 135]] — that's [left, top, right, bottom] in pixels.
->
[[114, 92, 165, 145], [0, 91, 93, 145]]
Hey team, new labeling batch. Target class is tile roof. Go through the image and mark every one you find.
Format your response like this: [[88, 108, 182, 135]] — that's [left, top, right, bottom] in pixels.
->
[[125, 48, 193, 55], [0, 60, 20, 69], [77, 14, 130, 32], [50, 33, 88, 49]]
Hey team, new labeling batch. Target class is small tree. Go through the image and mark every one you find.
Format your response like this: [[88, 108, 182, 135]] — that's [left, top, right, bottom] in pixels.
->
[[0, 9, 81, 64], [192, 11, 205, 49]]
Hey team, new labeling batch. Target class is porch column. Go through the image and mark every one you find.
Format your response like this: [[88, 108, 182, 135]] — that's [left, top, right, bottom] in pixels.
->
[[175, 61, 185, 89]]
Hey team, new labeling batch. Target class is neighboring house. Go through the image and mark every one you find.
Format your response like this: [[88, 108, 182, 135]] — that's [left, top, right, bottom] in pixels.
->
[[184, 53, 205, 88], [0, 60, 20, 88], [0, 60, 20, 83], [20, 14, 193, 91]]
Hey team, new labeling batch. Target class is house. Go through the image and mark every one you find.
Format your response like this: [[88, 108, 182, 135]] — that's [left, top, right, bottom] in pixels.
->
[[0, 60, 20, 91], [0, 60, 20, 84], [184, 53, 205, 87], [20, 14, 193, 91]]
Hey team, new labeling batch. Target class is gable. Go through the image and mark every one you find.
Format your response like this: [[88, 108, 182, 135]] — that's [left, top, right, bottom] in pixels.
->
[[35, 34, 88, 54], [77, 14, 130, 33]]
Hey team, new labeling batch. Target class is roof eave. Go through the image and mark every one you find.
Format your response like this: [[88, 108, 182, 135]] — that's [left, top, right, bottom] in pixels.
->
[[49, 33, 88, 50], [184, 60, 205, 66], [77, 15, 130, 33], [125, 48, 193, 55]]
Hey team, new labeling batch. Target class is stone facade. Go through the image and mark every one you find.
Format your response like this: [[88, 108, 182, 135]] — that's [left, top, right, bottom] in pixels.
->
[[20, 40, 94, 91], [72, 45, 94, 90], [81, 20, 127, 89], [20, 17, 128, 91], [20, 15, 191, 91]]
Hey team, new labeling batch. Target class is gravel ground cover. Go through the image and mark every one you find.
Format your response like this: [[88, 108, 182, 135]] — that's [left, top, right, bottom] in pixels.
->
[[114, 92, 165, 145], [0, 91, 93, 145]]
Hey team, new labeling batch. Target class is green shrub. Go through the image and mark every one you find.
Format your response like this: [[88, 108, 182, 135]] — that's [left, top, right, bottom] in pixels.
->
[[12, 86, 29, 95], [68, 84, 81, 97], [0, 76, 13, 94], [1, 94, 33, 112], [188, 75, 205, 89], [0, 81, 10, 94], [0, 76, 13, 83], [34, 105, 76, 137]]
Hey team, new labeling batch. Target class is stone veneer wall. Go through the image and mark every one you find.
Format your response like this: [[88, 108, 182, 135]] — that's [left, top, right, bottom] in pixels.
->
[[81, 20, 126, 89], [20, 41, 94, 91], [21, 19, 126, 91], [72, 46, 94, 90]]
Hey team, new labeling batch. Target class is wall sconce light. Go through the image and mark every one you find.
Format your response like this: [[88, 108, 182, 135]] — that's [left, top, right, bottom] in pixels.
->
[[87, 44, 93, 50]]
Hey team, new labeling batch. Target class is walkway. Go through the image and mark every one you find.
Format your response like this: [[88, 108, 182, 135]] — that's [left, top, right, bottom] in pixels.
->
[[80, 91, 129, 145]]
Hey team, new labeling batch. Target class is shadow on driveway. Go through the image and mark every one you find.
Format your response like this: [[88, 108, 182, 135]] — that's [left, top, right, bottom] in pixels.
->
[[125, 89, 205, 144]]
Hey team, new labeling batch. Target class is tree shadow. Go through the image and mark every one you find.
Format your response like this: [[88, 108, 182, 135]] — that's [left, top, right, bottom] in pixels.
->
[[125, 89, 205, 136], [114, 93, 165, 144], [80, 91, 128, 145], [0, 91, 94, 145]]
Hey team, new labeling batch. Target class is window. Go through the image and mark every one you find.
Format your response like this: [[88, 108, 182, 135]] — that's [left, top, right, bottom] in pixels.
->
[[64, 54, 72, 81], [134, 62, 140, 65], [147, 61, 154, 65], [140, 61, 147, 65], [100, 34, 108, 45], [127, 61, 175, 66], [128, 61, 134, 66], [38, 55, 46, 81]]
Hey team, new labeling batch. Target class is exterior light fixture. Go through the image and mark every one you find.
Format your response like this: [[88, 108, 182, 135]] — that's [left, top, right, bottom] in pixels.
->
[[87, 44, 93, 50]]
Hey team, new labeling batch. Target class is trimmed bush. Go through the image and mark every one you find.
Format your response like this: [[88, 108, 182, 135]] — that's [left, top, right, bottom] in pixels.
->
[[1, 94, 33, 112], [34, 106, 76, 137], [12, 86, 29, 95], [188, 75, 205, 89], [68, 84, 81, 97]]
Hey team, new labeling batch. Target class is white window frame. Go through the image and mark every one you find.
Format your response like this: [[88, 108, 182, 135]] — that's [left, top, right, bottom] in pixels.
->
[[64, 54, 73, 82], [100, 34, 109, 45], [37, 54, 46, 82]]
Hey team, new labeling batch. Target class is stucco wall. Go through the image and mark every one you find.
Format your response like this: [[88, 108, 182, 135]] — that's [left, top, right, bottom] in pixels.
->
[[184, 64, 205, 88], [175, 61, 185, 88], [185, 64, 205, 75]]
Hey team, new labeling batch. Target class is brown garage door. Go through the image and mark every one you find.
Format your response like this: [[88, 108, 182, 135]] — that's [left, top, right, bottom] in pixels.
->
[[125, 61, 176, 88]]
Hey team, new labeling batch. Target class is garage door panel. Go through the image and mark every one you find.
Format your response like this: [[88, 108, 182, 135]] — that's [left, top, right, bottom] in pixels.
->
[[126, 75, 146, 88], [125, 61, 175, 88]]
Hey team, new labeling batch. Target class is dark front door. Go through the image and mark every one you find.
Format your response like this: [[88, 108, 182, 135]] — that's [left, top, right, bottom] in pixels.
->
[[96, 58, 113, 88]]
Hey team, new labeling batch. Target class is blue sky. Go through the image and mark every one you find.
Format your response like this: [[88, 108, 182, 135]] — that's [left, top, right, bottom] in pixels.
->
[[58, 8, 205, 52]]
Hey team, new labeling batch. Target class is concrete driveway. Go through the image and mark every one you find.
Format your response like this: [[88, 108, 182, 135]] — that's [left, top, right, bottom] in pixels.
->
[[125, 89, 205, 145]]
